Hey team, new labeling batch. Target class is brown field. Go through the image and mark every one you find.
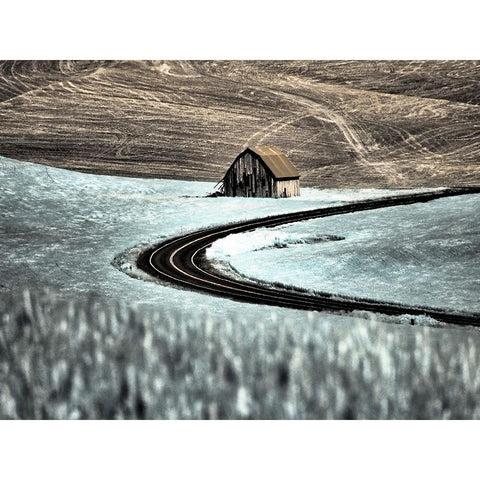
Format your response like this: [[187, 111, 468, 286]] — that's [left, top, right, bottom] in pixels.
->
[[0, 60, 479, 187]]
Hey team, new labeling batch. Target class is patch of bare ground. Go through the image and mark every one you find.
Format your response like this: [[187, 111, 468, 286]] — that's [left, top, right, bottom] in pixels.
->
[[0, 60, 479, 187]]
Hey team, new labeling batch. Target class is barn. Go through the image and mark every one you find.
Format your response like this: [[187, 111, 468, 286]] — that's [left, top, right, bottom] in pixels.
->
[[221, 146, 300, 198]]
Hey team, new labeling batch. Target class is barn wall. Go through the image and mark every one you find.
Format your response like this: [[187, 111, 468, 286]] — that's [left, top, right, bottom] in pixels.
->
[[223, 152, 300, 198], [274, 179, 300, 198], [224, 152, 274, 197]]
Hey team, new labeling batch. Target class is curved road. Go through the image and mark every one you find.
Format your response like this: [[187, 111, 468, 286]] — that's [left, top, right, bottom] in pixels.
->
[[138, 188, 480, 327]]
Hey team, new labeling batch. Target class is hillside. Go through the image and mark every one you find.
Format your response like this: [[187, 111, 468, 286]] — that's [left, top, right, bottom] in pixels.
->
[[0, 60, 479, 187], [2, 154, 480, 419], [210, 193, 480, 313]]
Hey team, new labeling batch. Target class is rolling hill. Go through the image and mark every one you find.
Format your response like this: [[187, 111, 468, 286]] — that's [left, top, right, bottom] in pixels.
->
[[0, 60, 479, 187]]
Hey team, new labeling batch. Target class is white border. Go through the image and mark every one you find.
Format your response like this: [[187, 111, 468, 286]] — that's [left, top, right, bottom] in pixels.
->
[[1, 421, 478, 479], [1, 0, 478, 59], [1, 2, 477, 477]]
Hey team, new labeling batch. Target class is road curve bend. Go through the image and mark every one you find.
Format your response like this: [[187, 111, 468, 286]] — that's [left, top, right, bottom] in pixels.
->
[[138, 188, 480, 327]]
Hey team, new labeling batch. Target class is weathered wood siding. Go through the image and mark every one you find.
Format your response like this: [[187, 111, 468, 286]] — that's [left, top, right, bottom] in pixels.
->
[[273, 179, 301, 198], [223, 152, 300, 198]]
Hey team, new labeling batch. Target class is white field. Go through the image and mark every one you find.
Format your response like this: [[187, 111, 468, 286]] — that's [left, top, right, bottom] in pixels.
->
[[208, 194, 480, 313], [2, 155, 480, 419], [0, 154, 437, 324]]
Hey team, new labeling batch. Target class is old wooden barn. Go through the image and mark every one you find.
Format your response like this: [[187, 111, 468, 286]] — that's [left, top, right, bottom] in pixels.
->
[[221, 146, 300, 198]]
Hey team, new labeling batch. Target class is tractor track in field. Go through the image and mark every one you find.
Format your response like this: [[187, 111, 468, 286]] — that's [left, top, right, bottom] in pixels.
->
[[138, 187, 480, 327]]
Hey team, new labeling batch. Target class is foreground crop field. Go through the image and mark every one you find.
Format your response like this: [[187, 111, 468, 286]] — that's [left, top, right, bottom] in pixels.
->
[[2, 289, 480, 420], [0, 60, 480, 187]]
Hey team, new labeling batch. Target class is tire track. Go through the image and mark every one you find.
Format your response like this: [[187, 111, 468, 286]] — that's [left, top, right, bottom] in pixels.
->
[[139, 188, 480, 326]]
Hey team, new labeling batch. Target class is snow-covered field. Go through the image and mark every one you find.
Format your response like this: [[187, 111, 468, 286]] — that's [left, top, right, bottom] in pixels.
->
[[207, 194, 480, 313]]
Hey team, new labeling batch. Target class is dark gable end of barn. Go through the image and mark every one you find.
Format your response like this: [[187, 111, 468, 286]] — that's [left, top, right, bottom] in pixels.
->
[[222, 146, 300, 198]]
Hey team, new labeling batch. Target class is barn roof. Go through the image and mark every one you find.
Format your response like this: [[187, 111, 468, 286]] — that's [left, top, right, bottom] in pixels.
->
[[245, 146, 299, 179]]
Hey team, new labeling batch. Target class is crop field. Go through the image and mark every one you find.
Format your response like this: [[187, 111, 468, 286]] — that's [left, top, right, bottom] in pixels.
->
[[0, 61, 479, 187], [2, 289, 480, 420]]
